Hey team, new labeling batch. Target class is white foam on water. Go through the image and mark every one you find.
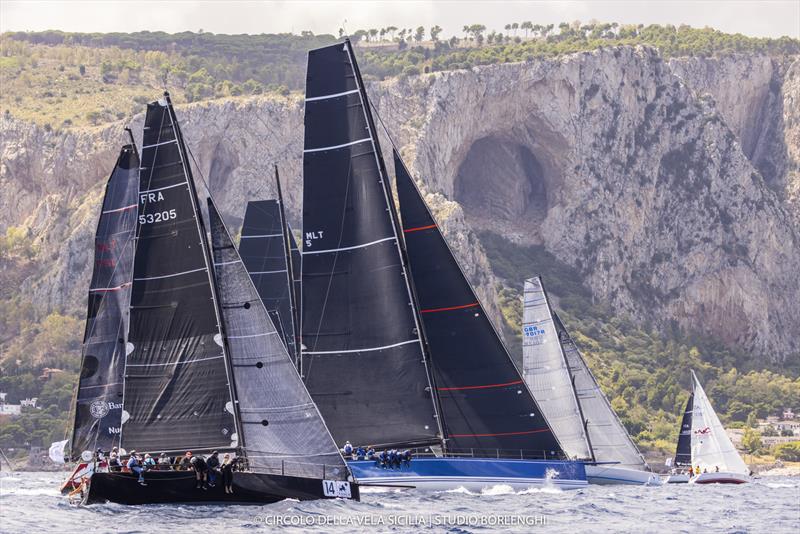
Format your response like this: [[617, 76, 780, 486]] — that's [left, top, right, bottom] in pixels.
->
[[442, 486, 475, 495], [517, 485, 564, 495], [480, 484, 515, 495]]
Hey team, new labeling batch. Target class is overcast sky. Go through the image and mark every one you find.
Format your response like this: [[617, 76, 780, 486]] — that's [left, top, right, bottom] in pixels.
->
[[2, 1, 798, 39]]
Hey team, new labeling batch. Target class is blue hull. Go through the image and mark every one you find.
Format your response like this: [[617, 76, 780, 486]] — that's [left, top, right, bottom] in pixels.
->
[[347, 457, 587, 491]]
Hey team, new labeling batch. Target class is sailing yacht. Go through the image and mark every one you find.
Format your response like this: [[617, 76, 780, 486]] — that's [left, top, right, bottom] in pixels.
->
[[668, 371, 751, 484], [522, 277, 660, 485], [298, 39, 586, 491], [62, 94, 358, 504]]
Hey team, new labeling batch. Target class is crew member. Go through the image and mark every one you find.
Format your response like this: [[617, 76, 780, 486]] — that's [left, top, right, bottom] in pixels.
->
[[207, 451, 221, 487], [222, 453, 235, 494], [191, 455, 208, 490], [127, 450, 146, 486]]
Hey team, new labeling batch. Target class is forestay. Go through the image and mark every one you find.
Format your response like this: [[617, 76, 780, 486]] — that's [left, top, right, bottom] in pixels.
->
[[554, 311, 648, 470], [522, 277, 592, 460], [209, 201, 347, 480], [396, 156, 563, 457], [71, 143, 139, 459], [121, 96, 238, 453], [690, 371, 749, 474], [301, 41, 440, 449]]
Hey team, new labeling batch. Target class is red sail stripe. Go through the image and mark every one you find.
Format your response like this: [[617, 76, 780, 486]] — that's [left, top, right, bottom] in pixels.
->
[[438, 379, 523, 391], [403, 224, 437, 233], [448, 429, 551, 438], [420, 302, 479, 314]]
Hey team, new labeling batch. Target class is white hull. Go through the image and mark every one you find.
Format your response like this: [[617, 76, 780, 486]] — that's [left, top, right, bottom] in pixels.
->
[[690, 471, 750, 484], [664, 473, 690, 484], [586, 465, 661, 485]]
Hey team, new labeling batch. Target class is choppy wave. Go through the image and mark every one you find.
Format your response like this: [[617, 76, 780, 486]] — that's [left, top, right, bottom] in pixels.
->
[[1, 472, 798, 533]]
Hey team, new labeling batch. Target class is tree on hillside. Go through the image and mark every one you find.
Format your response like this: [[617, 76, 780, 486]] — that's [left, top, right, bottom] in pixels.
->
[[430, 25, 442, 42], [414, 26, 425, 42], [379, 28, 387, 41], [368, 28, 378, 42], [386, 26, 398, 40], [521, 21, 533, 38], [512, 22, 519, 36], [467, 24, 487, 44], [741, 428, 762, 454]]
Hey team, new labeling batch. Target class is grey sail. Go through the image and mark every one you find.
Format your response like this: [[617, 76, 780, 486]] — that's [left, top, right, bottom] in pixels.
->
[[553, 312, 649, 470], [208, 201, 347, 480], [522, 277, 592, 460]]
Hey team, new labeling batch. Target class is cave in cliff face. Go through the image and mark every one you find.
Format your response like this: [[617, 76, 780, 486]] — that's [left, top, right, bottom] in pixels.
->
[[454, 137, 548, 225]]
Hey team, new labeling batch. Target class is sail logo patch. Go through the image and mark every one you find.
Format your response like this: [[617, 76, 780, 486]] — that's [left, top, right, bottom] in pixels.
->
[[90, 401, 110, 419]]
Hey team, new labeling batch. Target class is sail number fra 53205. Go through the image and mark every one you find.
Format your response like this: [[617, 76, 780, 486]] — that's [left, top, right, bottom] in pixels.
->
[[139, 209, 177, 225]]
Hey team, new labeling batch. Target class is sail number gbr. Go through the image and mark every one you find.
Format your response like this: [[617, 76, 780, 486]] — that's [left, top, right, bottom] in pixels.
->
[[139, 209, 177, 225]]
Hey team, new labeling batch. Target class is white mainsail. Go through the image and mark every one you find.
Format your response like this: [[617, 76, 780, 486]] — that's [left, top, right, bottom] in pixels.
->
[[554, 312, 649, 470], [522, 277, 592, 460], [690, 371, 749, 475]]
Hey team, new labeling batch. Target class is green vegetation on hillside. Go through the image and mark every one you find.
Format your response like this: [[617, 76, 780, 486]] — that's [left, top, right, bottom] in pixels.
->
[[2, 24, 797, 127], [479, 231, 800, 453]]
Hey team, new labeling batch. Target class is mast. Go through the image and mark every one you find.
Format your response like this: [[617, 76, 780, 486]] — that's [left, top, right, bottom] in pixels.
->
[[274, 166, 301, 370], [522, 277, 591, 459], [301, 40, 442, 449], [540, 277, 595, 463], [121, 94, 240, 454]]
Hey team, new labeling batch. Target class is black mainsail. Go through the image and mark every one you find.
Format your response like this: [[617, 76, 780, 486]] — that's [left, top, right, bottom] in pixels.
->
[[240, 199, 299, 364], [71, 143, 139, 458], [674, 392, 694, 467], [395, 153, 563, 457], [301, 40, 441, 449], [208, 201, 347, 479], [121, 95, 239, 453]]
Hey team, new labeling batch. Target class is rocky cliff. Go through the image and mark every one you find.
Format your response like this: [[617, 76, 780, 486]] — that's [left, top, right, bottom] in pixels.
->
[[1, 45, 798, 364]]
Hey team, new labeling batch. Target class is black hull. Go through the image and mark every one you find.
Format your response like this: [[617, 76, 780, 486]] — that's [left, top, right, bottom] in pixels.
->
[[83, 471, 359, 505]]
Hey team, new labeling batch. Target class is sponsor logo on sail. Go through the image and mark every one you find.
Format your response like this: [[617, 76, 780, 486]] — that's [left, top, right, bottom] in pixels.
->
[[90, 400, 110, 419]]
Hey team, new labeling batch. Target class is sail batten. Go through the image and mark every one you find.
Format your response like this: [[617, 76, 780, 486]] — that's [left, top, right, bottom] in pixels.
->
[[209, 201, 347, 479], [70, 144, 139, 459], [300, 40, 440, 449], [120, 97, 237, 453], [240, 200, 299, 364], [522, 278, 591, 459], [396, 156, 563, 456]]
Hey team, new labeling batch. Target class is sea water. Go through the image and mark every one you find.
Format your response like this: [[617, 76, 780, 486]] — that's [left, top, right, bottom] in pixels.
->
[[0, 472, 798, 533]]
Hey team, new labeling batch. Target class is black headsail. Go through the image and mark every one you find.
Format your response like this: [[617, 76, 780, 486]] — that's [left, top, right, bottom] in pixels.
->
[[240, 195, 299, 365], [71, 142, 139, 459], [301, 40, 442, 449], [121, 94, 239, 454], [208, 200, 347, 479], [395, 153, 563, 458], [674, 392, 694, 467]]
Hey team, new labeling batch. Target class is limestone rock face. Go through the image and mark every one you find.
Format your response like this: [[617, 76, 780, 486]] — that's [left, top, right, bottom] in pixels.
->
[[1, 46, 798, 364]]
